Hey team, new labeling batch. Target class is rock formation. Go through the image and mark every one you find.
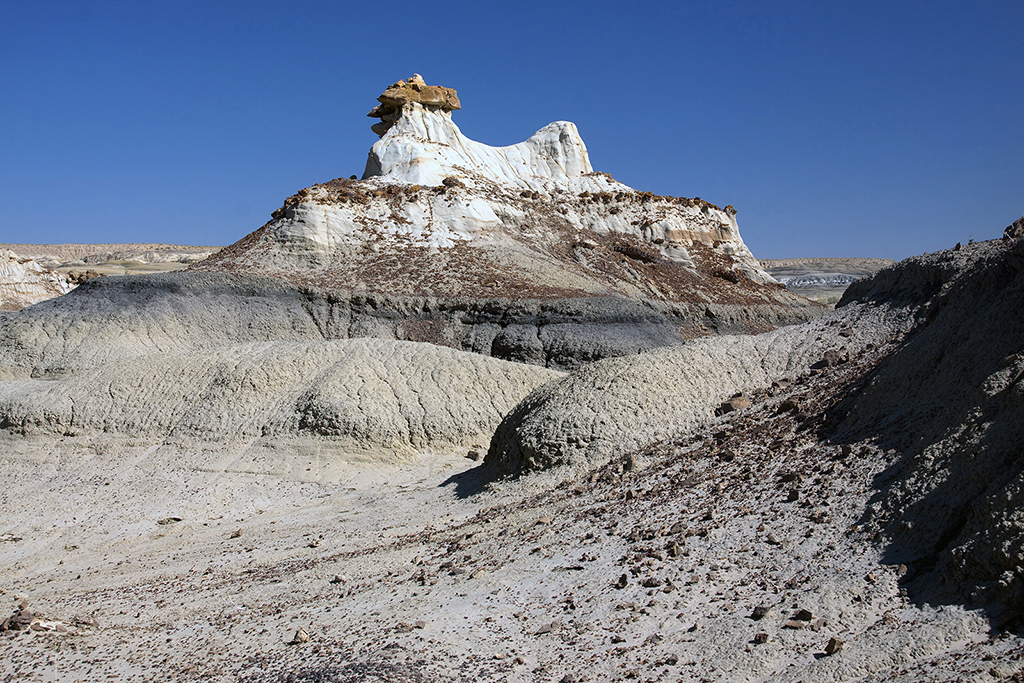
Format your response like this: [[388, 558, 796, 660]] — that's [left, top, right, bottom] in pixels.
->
[[189, 75, 821, 368], [0, 337, 558, 462], [367, 73, 461, 137], [0, 250, 75, 311]]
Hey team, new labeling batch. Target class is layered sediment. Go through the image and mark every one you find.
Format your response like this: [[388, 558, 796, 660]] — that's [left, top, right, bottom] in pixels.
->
[[192, 74, 822, 367]]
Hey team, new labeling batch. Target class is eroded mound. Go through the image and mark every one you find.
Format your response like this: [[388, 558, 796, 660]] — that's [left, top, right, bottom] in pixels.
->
[[0, 338, 560, 460]]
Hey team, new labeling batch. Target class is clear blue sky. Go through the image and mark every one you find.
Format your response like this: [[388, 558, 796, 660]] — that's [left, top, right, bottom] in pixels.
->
[[1, 0, 1020, 260]]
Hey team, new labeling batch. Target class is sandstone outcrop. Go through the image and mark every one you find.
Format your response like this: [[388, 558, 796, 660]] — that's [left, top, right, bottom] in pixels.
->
[[367, 74, 461, 137]]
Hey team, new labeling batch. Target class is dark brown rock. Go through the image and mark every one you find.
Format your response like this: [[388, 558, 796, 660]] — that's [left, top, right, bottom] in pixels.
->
[[776, 399, 801, 414], [1005, 215, 1024, 239]]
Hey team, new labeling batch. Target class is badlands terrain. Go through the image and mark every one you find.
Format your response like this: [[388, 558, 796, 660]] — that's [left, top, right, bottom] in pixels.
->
[[1, 75, 1022, 681], [0, 245, 219, 312], [759, 259, 896, 305]]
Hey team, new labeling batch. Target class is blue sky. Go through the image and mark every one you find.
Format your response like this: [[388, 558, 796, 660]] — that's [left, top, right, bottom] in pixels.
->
[[1, 0, 1020, 260]]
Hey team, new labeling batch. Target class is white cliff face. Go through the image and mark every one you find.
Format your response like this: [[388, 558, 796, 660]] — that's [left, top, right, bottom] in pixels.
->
[[0, 250, 75, 311], [364, 103, 593, 189]]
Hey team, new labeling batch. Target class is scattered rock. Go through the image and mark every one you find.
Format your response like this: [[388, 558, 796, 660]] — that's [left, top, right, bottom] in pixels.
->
[[229, 529, 242, 539], [753, 633, 769, 644], [750, 605, 768, 621], [787, 488, 800, 502], [1, 605, 37, 631], [289, 628, 310, 644], [156, 517, 182, 525], [717, 393, 752, 415], [615, 574, 628, 589], [466, 449, 481, 461], [825, 637, 844, 655], [72, 614, 100, 629], [623, 453, 638, 472]]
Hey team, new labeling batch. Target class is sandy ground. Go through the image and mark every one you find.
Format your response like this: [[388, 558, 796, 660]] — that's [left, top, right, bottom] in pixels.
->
[[3, 344, 1022, 682]]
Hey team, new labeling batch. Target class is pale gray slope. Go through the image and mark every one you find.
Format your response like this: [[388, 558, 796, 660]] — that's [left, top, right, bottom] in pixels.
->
[[487, 300, 914, 477]]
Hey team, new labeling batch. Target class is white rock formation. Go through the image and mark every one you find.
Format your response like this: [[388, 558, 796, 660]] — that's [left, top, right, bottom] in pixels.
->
[[0, 250, 75, 311], [240, 75, 772, 285]]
